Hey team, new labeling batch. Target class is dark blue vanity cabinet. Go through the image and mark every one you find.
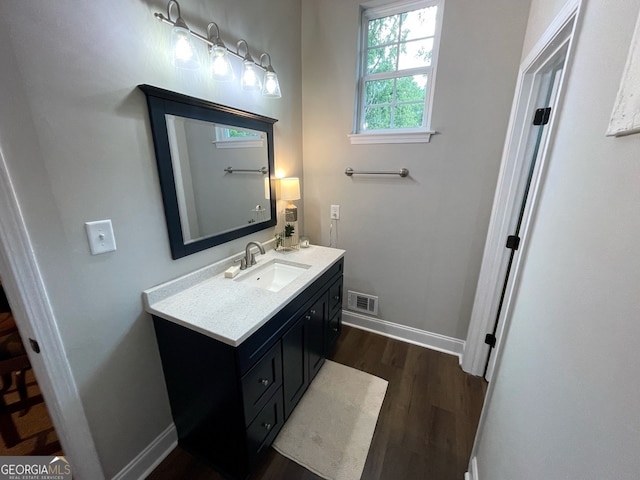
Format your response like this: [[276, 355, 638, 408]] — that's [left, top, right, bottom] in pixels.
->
[[152, 257, 343, 479]]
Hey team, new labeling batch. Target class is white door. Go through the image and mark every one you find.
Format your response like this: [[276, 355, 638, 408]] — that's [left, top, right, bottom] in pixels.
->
[[462, 2, 582, 380], [483, 60, 565, 378], [0, 151, 104, 478]]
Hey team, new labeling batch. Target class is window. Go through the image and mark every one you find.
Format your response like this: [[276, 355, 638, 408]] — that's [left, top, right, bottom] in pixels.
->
[[352, 0, 443, 143], [213, 126, 265, 149]]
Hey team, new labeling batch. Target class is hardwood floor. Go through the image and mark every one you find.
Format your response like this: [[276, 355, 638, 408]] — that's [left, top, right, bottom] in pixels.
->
[[147, 326, 487, 480]]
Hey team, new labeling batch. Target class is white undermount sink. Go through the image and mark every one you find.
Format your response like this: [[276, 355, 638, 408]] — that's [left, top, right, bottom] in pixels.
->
[[235, 259, 311, 292]]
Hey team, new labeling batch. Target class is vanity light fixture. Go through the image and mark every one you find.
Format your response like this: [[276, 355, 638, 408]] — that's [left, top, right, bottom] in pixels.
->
[[260, 53, 282, 98], [154, 0, 282, 98], [207, 22, 234, 81], [237, 40, 262, 91], [164, 0, 199, 69]]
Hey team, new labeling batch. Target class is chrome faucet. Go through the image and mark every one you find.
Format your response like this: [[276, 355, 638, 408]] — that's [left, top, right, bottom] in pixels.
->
[[241, 241, 265, 269]]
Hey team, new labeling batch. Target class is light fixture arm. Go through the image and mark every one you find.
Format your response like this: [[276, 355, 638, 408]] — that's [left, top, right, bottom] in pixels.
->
[[236, 39, 255, 63], [154, 3, 270, 73], [206, 22, 224, 50], [259, 53, 276, 73], [206, 22, 220, 40], [166, 0, 187, 29]]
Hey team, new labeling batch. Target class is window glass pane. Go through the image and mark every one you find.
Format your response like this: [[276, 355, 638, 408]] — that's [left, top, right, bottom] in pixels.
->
[[396, 74, 428, 102], [363, 105, 391, 130], [393, 103, 424, 128], [225, 128, 260, 138], [401, 6, 438, 40], [367, 45, 398, 74], [365, 78, 394, 106], [367, 14, 400, 47], [398, 38, 434, 70]]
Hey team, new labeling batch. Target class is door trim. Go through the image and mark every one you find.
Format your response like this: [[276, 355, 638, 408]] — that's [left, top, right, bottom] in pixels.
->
[[461, 0, 583, 379], [0, 151, 104, 478]]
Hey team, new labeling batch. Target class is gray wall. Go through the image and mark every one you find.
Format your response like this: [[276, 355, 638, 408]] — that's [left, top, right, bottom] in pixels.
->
[[472, 0, 640, 478], [301, 0, 532, 339], [0, 0, 301, 476]]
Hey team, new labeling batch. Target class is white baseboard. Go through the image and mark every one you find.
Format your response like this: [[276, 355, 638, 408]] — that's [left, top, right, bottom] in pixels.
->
[[112, 423, 177, 480], [466, 456, 479, 480], [342, 310, 465, 359]]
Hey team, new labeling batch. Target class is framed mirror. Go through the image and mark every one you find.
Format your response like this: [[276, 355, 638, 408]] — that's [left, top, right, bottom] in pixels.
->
[[139, 85, 277, 259]]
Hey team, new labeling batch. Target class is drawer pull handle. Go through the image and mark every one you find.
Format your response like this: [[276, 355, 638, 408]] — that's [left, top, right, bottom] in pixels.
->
[[305, 315, 311, 320], [333, 295, 340, 301], [333, 327, 338, 332], [259, 378, 269, 387], [263, 422, 272, 431], [310, 309, 316, 315]]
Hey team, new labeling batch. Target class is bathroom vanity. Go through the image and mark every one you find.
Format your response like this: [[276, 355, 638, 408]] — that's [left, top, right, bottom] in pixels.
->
[[143, 246, 344, 479]]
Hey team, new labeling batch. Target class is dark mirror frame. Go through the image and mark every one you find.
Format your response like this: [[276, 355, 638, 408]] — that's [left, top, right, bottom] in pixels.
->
[[139, 84, 278, 259]]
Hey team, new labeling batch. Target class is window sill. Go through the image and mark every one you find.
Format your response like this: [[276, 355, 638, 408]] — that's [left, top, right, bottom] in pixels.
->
[[348, 131, 435, 145]]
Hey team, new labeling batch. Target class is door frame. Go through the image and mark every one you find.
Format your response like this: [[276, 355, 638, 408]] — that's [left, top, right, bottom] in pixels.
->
[[0, 151, 104, 478], [461, 0, 583, 380]]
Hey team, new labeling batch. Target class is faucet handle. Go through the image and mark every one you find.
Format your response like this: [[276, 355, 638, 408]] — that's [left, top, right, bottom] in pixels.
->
[[250, 253, 256, 266], [234, 258, 247, 270]]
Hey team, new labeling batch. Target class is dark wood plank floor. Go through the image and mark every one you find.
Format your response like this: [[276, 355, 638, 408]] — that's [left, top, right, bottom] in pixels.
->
[[147, 326, 487, 480]]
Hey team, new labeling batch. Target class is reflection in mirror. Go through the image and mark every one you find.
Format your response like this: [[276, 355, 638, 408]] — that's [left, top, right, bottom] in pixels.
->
[[139, 84, 277, 259], [166, 116, 271, 243]]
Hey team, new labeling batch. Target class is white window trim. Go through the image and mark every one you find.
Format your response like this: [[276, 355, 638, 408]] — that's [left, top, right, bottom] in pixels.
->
[[348, 131, 435, 144], [351, 0, 444, 145], [212, 127, 264, 149]]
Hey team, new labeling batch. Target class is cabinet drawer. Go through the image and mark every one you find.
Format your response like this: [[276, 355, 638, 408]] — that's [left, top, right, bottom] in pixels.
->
[[246, 387, 283, 464], [328, 277, 343, 316], [242, 342, 282, 427]]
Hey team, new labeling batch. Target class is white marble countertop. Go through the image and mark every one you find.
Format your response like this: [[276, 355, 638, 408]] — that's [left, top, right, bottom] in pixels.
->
[[143, 245, 345, 346]]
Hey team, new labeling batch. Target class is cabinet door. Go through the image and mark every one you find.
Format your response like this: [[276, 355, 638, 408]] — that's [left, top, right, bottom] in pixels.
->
[[326, 310, 342, 354], [282, 316, 308, 419], [307, 296, 326, 382], [328, 276, 343, 317]]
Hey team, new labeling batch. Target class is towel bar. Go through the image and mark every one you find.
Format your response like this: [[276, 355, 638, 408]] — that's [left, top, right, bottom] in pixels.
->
[[344, 167, 409, 177], [224, 166, 268, 174]]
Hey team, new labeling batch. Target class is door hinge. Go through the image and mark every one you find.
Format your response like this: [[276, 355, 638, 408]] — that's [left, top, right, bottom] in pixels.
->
[[484, 333, 497, 348], [506, 235, 521, 251], [29, 338, 40, 354], [533, 107, 552, 125]]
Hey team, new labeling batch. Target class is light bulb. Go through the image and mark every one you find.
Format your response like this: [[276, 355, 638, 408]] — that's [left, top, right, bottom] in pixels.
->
[[210, 45, 234, 81], [262, 71, 282, 98], [171, 26, 199, 69], [241, 61, 261, 90]]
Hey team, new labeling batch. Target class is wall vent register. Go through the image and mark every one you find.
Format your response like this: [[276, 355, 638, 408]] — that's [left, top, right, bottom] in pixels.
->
[[347, 291, 379, 316]]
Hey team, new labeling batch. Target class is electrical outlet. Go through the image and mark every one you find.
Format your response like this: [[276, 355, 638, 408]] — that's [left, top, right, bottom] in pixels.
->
[[330, 204, 340, 219]]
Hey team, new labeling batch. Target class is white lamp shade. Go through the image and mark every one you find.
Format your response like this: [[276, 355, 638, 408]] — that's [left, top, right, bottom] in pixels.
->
[[264, 177, 271, 199], [280, 177, 300, 201]]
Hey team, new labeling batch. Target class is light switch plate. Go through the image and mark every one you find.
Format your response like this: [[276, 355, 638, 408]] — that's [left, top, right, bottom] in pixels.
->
[[85, 220, 117, 255], [330, 204, 340, 219]]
